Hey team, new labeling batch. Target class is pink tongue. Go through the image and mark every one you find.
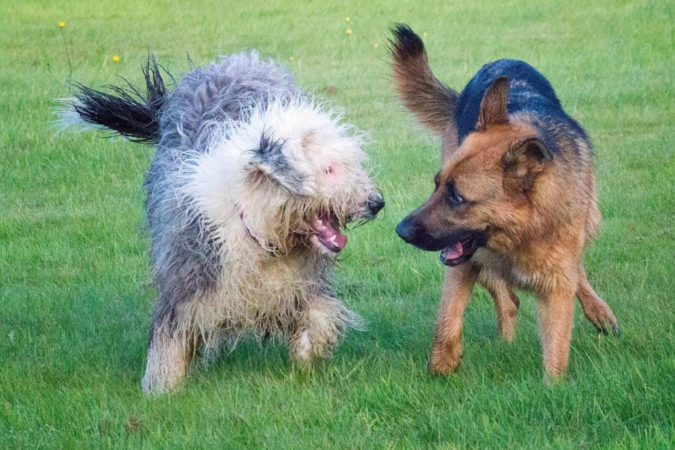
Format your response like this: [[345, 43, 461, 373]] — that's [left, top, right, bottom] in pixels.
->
[[315, 217, 348, 252], [329, 230, 348, 250], [444, 242, 463, 260]]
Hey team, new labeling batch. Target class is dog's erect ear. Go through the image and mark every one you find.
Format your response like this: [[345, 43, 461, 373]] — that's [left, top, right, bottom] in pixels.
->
[[250, 133, 312, 196], [501, 138, 552, 192], [477, 77, 510, 131], [389, 24, 458, 135]]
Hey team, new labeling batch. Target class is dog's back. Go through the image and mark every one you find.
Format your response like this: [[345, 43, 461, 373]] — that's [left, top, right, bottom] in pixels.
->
[[455, 59, 586, 149], [158, 52, 299, 156], [455, 59, 600, 240]]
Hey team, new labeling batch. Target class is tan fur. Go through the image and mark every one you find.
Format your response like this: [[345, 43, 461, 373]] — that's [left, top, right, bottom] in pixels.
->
[[480, 272, 519, 342], [421, 119, 617, 379], [429, 264, 477, 373], [389, 27, 458, 135], [390, 31, 618, 378]]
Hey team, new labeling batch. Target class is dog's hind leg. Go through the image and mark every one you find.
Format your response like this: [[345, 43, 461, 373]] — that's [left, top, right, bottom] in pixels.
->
[[141, 321, 196, 395], [576, 266, 619, 335], [289, 296, 356, 363], [480, 273, 520, 342]]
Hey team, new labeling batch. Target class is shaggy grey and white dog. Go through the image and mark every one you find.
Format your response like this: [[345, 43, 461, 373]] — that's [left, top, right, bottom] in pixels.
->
[[60, 52, 384, 395]]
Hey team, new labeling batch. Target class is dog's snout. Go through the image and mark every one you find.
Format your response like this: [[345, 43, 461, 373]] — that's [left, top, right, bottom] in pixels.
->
[[396, 215, 441, 251], [396, 216, 420, 244], [367, 192, 385, 217]]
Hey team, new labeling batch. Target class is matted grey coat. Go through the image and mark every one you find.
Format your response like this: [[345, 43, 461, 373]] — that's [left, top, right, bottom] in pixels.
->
[[60, 52, 384, 395]]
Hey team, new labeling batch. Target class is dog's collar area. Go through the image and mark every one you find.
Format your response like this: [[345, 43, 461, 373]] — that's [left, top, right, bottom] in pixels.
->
[[239, 211, 254, 240], [238, 210, 279, 253]]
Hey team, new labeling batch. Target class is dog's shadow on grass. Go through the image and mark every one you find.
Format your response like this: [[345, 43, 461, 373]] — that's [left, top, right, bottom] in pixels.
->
[[148, 314, 616, 394], [190, 337, 309, 382], [161, 287, 618, 390]]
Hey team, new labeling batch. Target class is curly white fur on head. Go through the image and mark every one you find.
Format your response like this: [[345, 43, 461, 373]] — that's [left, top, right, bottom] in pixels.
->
[[176, 96, 377, 257]]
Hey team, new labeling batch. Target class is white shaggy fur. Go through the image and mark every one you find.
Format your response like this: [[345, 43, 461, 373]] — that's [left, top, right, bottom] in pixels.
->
[[59, 52, 383, 395], [142, 98, 377, 394]]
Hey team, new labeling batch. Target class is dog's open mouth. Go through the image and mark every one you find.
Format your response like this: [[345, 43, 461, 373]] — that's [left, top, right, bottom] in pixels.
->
[[440, 232, 486, 266], [310, 212, 347, 254]]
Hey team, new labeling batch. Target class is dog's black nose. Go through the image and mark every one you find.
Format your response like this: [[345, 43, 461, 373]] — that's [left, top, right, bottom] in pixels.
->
[[367, 192, 385, 217], [395, 216, 416, 243]]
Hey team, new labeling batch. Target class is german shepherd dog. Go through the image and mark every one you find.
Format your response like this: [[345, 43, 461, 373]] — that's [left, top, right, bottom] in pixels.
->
[[390, 25, 618, 379]]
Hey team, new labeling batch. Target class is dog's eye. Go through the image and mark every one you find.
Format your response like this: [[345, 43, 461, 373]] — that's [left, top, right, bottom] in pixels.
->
[[445, 182, 465, 207]]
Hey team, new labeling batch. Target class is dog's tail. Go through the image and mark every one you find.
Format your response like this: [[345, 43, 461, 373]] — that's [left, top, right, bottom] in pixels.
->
[[389, 24, 458, 135], [58, 55, 167, 144]]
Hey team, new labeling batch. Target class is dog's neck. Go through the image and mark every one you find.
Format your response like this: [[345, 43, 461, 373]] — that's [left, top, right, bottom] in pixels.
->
[[238, 210, 266, 248], [237, 210, 284, 256]]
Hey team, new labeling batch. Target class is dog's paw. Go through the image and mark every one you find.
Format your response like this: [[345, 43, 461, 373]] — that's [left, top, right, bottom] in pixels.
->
[[428, 345, 462, 376], [141, 370, 184, 396], [596, 321, 620, 337], [587, 306, 619, 336], [290, 330, 323, 363], [543, 369, 567, 385], [293, 330, 313, 360]]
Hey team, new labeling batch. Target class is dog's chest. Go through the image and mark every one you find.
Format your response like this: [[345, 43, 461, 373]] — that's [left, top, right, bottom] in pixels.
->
[[219, 253, 327, 310], [473, 249, 541, 291]]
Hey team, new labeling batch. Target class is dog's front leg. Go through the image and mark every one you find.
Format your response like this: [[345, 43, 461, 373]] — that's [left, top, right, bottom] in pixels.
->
[[141, 322, 194, 395], [537, 277, 577, 380], [289, 296, 355, 363], [429, 264, 478, 375]]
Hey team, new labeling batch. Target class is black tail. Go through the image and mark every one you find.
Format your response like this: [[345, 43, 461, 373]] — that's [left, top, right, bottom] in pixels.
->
[[70, 55, 168, 144]]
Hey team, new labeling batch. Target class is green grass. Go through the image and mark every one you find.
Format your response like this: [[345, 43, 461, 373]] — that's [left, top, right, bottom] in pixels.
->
[[2, 0, 674, 447]]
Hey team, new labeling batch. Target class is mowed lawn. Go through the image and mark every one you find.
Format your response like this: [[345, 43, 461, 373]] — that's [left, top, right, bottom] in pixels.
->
[[1, 0, 674, 448]]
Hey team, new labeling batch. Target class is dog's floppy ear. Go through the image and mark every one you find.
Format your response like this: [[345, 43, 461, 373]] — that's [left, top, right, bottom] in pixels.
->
[[250, 133, 312, 196], [501, 137, 552, 193], [389, 24, 458, 135], [477, 76, 510, 131]]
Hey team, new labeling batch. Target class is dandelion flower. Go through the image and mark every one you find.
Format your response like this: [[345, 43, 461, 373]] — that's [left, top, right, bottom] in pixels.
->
[[345, 17, 350, 22], [289, 56, 295, 61], [113, 55, 120, 63], [423, 32, 428, 37], [58, 21, 65, 28], [346, 28, 352, 35], [374, 43, 379, 48]]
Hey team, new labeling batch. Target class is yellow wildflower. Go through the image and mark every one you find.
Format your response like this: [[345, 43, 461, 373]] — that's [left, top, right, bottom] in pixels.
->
[[289, 56, 295, 61], [423, 32, 428, 37], [113, 55, 120, 63], [346, 28, 352, 35], [374, 43, 379, 48], [345, 17, 350, 22], [58, 21, 65, 28]]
